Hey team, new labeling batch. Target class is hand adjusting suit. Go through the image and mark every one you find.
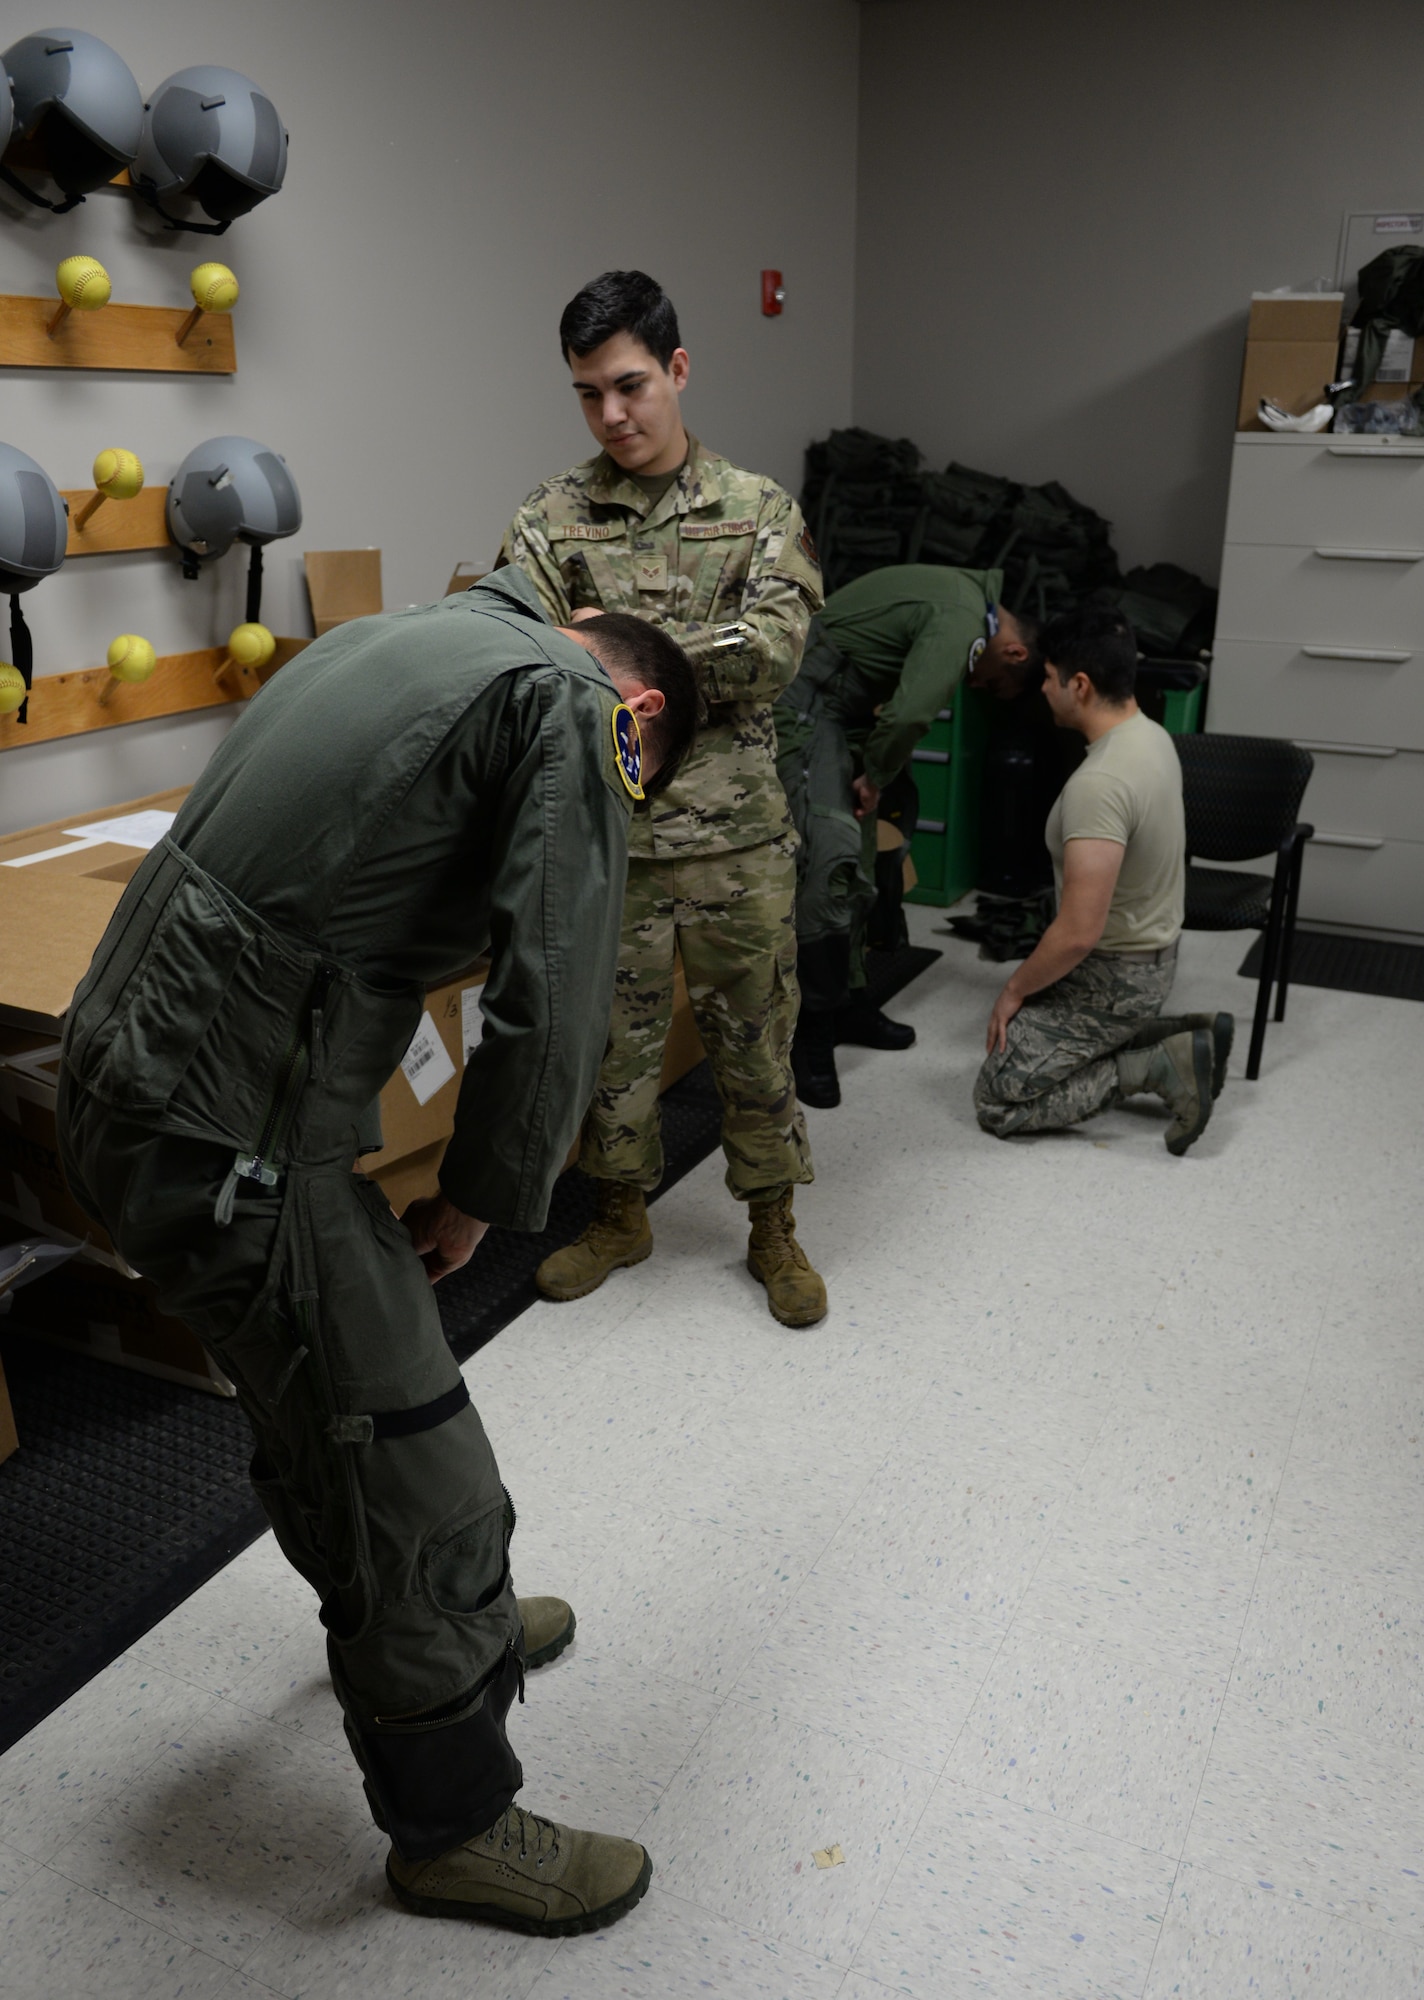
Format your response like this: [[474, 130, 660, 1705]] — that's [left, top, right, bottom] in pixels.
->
[[56, 568, 653, 1930]]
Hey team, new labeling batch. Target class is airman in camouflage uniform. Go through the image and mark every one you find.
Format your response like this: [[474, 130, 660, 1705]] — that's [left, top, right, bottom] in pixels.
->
[[503, 270, 826, 1326]]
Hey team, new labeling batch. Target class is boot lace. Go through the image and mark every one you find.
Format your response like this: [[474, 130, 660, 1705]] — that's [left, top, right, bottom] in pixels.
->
[[582, 1187, 640, 1253], [752, 1198, 808, 1270], [484, 1804, 561, 1867]]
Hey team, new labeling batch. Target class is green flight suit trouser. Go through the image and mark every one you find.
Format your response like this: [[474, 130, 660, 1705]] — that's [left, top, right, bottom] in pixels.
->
[[578, 838, 813, 1199], [57, 1081, 524, 1865], [773, 624, 878, 1013], [974, 946, 1177, 1135]]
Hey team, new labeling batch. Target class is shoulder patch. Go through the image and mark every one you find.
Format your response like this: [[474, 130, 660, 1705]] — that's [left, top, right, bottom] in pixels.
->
[[771, 514, 825, 608], [611, 704, 645, 799], [680, 518, 759, 540], [798, 523, 819, 567]]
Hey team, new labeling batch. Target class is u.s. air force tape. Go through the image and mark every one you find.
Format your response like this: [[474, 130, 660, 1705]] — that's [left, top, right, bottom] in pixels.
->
[[612, 703, 645, 799]]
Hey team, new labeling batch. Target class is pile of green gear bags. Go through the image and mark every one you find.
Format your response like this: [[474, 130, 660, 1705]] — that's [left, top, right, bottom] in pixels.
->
[[801, 427, 1217, 658]]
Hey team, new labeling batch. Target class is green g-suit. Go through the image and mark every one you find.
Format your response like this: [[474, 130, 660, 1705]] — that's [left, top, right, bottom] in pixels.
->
[[56, 569, 634, 1861]]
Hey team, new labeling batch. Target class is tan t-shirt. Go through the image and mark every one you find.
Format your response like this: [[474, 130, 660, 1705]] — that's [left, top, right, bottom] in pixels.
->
[[1045, 711, 1185, 952]]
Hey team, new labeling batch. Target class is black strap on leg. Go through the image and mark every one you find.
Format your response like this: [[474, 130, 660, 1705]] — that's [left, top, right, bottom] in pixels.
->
[[327, 1378, 470, 1446]]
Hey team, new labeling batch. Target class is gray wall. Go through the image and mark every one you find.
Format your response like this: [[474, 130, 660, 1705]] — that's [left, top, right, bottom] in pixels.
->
[[854, 0, 1424, 584], [0, 0, 860, 833]]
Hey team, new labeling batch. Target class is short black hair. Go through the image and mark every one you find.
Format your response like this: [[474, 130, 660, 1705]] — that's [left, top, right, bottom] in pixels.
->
[[1042, 605, 1138, 705], [1001, 606, 1043, 695], [578, 612, 701, 794], [559, 270, 681, 368]]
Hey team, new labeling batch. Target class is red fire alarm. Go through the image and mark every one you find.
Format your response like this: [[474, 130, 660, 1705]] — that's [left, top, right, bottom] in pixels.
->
[[761, 270, 785, 317]]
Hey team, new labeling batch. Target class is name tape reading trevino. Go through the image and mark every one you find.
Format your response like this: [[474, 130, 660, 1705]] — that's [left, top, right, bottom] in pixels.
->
[[399, 1011, 457, 1108]]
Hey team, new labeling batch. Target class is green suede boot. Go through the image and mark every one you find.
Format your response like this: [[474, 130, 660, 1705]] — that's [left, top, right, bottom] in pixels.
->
[[1125, 1011, 1234, 1098], [1116, 1028, 1215, 1156], [535, 1182, 652, 1302], [387, 1805, 652, 1935], [519, 1595, 575, 1670]]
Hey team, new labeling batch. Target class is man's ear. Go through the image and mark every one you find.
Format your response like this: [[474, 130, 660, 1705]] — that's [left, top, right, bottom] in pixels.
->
[[668, 348, 690, 392], [623, 685, 666, 719]]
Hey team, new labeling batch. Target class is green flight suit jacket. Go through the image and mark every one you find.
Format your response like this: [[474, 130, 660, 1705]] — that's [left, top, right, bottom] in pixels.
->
[[502, 434, 822, 860], [817, 564, 1003, 790], [63, 569, 634, 1233]]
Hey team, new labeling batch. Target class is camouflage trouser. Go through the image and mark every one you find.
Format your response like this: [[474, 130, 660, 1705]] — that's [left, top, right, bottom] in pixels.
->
[[974, 944, 1178, 1137], [579, 837, 813, 1201]]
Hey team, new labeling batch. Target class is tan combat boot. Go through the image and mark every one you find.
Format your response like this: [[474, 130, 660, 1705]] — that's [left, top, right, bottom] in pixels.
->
[[746, 1188, 828, 1327], [387, 1804, 651, 1935], [535, 1182, 652, 1302], [1116, 1027, 1215, 1155], [518, 1595, 575, 1669], [1125, 1011, 1234, 1098]]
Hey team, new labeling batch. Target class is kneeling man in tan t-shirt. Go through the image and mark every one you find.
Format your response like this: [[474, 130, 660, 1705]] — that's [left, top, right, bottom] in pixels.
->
[[974, 606, 1231, 1156]]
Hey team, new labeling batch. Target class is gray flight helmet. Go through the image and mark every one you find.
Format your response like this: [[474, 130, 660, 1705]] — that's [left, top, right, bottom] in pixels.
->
[[134, 65, 287, 229], [0, 443, 68, 594], [167, 436, 301, 565], [0, 55, 14, 161], [1, 29, 143, 208]]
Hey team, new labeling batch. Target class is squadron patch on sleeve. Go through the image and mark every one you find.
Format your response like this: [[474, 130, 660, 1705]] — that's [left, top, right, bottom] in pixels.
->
[[612, 703, 646, 800], [798, 523, 819, 567]]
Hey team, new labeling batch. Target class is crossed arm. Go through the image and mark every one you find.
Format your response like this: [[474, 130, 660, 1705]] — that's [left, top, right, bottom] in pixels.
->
[[985, 837, 1125, 1053]]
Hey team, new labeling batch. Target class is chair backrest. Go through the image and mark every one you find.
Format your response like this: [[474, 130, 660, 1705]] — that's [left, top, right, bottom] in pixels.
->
[[1174, 732, 1314, 863]]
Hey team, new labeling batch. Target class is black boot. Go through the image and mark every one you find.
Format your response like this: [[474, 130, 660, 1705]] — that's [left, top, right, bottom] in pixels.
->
[[837, 991, 915, 1051], [791, 1010, 840, 1108]]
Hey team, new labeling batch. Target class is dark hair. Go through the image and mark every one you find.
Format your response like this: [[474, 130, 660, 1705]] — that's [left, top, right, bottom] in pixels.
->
[[578, 612, 701, 793], [1000, 606, 1043, 695], [1041, 605, 1138, 705], [559, 270, 681, 368]]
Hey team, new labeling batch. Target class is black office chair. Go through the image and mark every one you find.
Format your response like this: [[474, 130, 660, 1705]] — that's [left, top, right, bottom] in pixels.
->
[[1174, 734, 1315, 1081]]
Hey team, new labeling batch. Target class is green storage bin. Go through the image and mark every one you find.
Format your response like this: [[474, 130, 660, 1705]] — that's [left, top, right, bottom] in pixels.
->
[[906, 691, 987, 908]]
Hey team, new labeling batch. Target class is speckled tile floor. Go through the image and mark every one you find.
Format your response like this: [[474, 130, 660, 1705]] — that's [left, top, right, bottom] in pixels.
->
[[1, 912, 1420, 2000]]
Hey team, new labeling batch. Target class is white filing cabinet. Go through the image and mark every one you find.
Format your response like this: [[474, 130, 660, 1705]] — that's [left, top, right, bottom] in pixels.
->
[[1210, 433, 1424, 936]]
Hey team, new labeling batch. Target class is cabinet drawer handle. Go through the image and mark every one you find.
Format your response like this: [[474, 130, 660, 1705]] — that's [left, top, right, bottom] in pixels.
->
[[1327, 444, 1424, 458], [1293, 740, 1397, 757], [915, 819, 947, 836], [1313, 546, 1424, 562], [1313, 832, 1385, 849], [936, 707, 953, 720], [911, 748, 950, 765], [1301, 645, 1413, 662]]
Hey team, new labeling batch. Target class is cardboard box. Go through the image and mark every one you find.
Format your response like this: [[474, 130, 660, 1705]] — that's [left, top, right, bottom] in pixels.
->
[[1247, 292, 1344, 342], [304, 549, 382, 637], [1341, 324, 1424, 393], [1237, 339, 1341, 429], [0, 1037, 122, 1263], [0, 1232, 231, 1395], [446, 563, 486, 596]]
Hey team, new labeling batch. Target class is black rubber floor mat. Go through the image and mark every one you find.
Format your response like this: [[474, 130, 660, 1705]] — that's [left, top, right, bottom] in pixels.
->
[[0, 1332, 265, 1755], [0, 941, 939, 1754], [1239, 929, 1424, 1003]]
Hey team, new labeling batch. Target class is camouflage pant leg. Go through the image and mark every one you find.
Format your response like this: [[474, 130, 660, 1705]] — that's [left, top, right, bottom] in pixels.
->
[[974, 949, 1177, 1137], [579, 856, 677, 1190], [675, 836, 814, 1201]]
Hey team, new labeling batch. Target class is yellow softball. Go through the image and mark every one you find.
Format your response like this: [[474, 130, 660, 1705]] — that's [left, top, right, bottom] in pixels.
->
[[106, 634, 157, 685], [227, 621, 276, 668], [56, 254, 112, 311], [189, 262, 239, 314], [92, 447, 145, 500], [0, 663, 26, 714]]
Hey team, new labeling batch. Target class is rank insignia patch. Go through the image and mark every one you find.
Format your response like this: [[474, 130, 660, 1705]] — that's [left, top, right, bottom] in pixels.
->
[[612, 703, 645, 799]]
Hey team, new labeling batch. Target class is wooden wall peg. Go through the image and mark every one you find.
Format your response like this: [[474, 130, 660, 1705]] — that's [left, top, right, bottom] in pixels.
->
[[0, 637, 308, 753], [176, 263, 239, 347], [214, 622, 276, 694], [61, 485, 169, 558], [97, 634, 157, 708], [47, 255, 111, 336], [73, 448, 144, 532], [0, 296, 236, 373]]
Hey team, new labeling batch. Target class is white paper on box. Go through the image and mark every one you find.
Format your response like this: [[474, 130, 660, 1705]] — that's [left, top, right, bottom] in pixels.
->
[[399, 1010, 456, 1107], [460, 985, 484, 1064], [1376, 328, 1418, 382], [3, 809, 177, 868]]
